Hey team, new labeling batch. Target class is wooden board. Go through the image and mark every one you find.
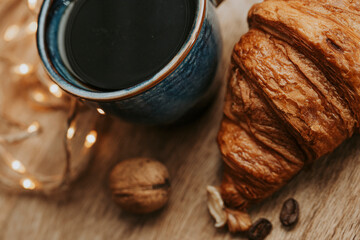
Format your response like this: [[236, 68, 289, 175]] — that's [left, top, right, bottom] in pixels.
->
[[0, 0, 360, 239]]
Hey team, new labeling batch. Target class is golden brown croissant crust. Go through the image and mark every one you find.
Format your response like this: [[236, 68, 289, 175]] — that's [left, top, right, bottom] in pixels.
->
[[218, 0, 360, 215]]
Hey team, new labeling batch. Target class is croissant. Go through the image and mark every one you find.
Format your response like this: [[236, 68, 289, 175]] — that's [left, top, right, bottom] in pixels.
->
[[208, 0, 360, 232]]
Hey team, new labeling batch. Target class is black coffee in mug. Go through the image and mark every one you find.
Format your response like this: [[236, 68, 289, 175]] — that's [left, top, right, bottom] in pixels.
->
[[61, 0, 196, 91]]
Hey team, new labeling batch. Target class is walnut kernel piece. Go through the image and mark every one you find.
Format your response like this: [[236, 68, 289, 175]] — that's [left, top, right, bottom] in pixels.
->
[[207, 185, 252, 232], [207, 186, 227, 227], [226, 208, 252, 233]]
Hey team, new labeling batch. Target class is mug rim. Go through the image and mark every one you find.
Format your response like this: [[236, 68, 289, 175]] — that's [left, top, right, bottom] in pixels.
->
[[37, 0, 206, 101]]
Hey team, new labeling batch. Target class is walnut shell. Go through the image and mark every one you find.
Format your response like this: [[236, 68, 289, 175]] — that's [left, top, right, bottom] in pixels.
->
[[109, 158, 170, 214]]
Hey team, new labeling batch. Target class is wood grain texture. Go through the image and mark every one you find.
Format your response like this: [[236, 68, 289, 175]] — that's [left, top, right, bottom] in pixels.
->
[[0, 0, 359, 239]]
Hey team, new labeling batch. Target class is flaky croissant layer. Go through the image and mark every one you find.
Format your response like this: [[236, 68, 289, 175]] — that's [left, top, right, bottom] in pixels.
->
[[213, 0, 360, 232]]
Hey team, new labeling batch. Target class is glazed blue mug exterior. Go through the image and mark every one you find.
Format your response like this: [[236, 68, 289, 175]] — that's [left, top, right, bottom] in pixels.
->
[[37, 0, 222, 124]]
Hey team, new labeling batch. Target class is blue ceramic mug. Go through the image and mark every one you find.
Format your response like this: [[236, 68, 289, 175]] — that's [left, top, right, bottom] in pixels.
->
[[37, 0, 222, 124]]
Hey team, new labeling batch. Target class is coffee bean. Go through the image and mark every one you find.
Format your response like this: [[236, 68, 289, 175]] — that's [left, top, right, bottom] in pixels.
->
[[280, 198, 299, 227], [247, 218, 272, 240]]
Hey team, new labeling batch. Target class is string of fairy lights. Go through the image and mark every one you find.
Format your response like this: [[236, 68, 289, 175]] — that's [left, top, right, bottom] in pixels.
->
[[0, 0, 104, 194]]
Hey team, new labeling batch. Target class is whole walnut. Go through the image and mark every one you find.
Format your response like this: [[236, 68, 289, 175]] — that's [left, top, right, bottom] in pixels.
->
[[109, 158, 170, 214]]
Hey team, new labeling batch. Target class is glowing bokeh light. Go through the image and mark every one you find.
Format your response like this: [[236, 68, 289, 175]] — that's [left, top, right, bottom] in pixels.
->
[[67, 126, 76, 140], [49, 84, 62, 98], [96, 108, 105, 115], [84, 131, 97, 148], [11, 160, 26, 173], [4, 25, 19, 41], [27, 122, 40, 133], [21, 178, 36, 190], [27, 21, 37, 34]]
